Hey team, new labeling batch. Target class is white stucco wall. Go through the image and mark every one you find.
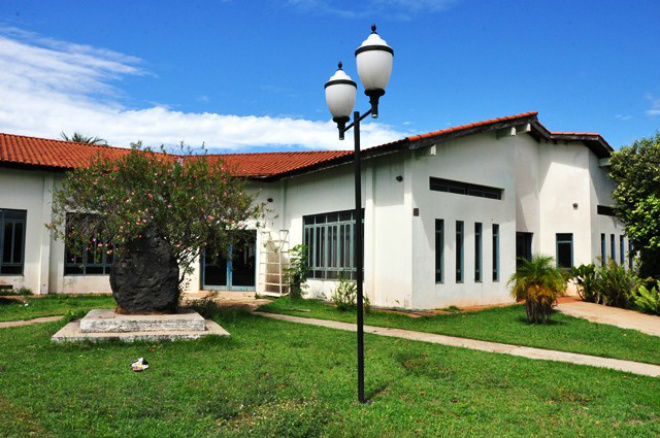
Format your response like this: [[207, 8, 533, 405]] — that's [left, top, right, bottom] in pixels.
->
[[0, 130, 626, 308], [408, 133, 517, 309]]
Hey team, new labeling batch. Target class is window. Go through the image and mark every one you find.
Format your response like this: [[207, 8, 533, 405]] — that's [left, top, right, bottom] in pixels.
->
[[600, 233, 606, 266], [474, 222, 482, 282], [429, 177, 503, 200], [619, 236, 625, 265], [64, 214, 114, 275], [0, 209, 27, 275], [492, 224, 499, 282], [516, 232, 532, 265], [610, 234, 616, 264], [629, 242, 634, 269], [597, 205, 616, 216], [556, 233, 573, 269], [435, 219, 444, 283], [456, 221, 464, 283], [303, 210, 362, 280]]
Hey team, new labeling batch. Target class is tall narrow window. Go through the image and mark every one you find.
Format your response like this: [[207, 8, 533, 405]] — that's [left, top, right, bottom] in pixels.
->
[[0, 209, 27, 275], [610, 234, 616, 264], [492, 224, 500, 282], [629, 241, 634, 269], [456, 221, 464, 283], [619, 236, 625, 265], [516, 232, 533, 266], [435, 219, 444, 283], [474, 222, 482, 282], [556, 233, 573, 269], [600, 233, 606, 266]]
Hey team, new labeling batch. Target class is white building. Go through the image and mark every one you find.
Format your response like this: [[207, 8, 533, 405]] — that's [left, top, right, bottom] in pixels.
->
[[0, 111, 627, 309]]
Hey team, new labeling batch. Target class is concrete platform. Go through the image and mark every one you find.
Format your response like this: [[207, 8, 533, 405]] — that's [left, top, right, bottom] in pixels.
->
[[52, 309, 230, 343], [79, 309, 206, 333]]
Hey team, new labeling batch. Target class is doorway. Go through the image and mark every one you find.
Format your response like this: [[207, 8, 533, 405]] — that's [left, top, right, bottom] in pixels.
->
[[201, 231, 256, 291]]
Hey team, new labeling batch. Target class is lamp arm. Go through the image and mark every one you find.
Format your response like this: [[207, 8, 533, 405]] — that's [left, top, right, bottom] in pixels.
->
[[340, 108, 373, 137]]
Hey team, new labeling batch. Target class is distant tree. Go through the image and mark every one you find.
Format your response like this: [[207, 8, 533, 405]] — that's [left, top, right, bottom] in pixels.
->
[[48, 144, 264, 313], [60, 131, 107, 145], [609, 132, 660, 278]]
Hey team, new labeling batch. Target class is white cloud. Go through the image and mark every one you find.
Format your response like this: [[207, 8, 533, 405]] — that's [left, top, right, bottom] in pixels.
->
[[0, 28, 406, 151], [614, 114, 632, 121], [647, 94, 660, 117], [283, 0, 459, 20]]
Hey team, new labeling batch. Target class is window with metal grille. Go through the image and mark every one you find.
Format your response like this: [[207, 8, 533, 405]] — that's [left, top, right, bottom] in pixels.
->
[[303, 210, 363, 280], [64, 214, 114, 275], [0, 209, 27, 275]]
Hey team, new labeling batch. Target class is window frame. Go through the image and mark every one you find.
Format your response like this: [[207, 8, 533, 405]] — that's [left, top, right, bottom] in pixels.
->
[[474, 222, 482, 283], [302, 209, 363, 280], [0, 209, 27, 275], [456, 221, 464, 283], [64, 214, 114, 276], [492, 224, 499, 282], [435, 219, 444, 284], [556, 233, 574, 269], [429, 177, 503, 200]]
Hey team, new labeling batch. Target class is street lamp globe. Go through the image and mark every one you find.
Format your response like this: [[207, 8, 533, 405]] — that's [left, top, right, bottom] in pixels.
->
[[324, 62, 357, 139], [355, 24, 394, 118]]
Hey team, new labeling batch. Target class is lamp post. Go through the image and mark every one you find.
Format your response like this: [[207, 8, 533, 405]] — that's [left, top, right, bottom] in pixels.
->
[[324, 24, 393, 404]]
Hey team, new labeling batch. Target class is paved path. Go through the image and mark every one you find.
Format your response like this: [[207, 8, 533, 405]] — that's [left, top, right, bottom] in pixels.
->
[[556, 300, 660, 337], [0, 315, 63, 329], [256, 312, 660, 378]]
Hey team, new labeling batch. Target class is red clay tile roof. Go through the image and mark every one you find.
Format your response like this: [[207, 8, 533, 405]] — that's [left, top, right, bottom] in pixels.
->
[[406, 111, 539, 142], [0, 133, 133, 170], [0, 111, 612, 178], [204, 151, 352, 177]]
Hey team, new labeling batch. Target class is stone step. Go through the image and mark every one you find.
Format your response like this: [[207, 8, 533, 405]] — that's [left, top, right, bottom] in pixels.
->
[[79, 309, 206, 333]]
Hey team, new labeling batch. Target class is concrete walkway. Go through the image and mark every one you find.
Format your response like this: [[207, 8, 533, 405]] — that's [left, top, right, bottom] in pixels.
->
[[256, 312, 660, 378], [556, 300, 660, 337], [0, 315, 63, 329]]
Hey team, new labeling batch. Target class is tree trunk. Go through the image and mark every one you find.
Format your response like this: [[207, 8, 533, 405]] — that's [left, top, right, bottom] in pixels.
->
[[110, 226, 180, 314]]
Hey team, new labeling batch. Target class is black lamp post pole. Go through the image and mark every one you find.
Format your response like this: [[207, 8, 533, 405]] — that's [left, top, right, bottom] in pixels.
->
[[342, 108, 371, 404]]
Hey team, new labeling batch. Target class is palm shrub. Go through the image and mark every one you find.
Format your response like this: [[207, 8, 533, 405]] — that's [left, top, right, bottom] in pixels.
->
[[570, 264, 600, 303], [509, 256, 567, 324], [632, 280, 660, 315], [594, 259, 640, 308]]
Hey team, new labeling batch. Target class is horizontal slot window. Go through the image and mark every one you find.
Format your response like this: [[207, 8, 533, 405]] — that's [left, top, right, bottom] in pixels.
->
[[430, 177, 503, 200]]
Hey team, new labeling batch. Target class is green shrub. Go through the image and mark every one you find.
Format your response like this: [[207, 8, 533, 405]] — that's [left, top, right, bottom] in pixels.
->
[[509, 255, 566, 324], [632, 281, 660, 315], [570, 264, 599, 303], [284, 244, 310, 300], [594, 259, 640, 308], [330, 278, 370, 312]]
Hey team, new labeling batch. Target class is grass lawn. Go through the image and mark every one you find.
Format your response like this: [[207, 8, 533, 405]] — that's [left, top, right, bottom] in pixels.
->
[[0, 303, 658, 437], [259, 298, 660, 366], [0, 295, 115, 322]]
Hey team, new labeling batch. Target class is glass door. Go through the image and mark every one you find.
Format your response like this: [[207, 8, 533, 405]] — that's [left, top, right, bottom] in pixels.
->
[[201, 231, 256, 291]]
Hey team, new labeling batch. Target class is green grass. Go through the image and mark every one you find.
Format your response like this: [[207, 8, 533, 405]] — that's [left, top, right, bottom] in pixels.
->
[[0, 303, 658, 437], [259, 298, 660, 366], [0, 295, 115, 322]]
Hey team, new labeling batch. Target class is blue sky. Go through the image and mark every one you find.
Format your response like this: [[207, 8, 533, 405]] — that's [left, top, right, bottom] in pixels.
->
[[0, 0, 658, 152]]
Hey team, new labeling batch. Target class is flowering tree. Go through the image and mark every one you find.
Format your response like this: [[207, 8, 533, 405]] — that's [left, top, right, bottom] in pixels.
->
[[49, 144, 263, 312]]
